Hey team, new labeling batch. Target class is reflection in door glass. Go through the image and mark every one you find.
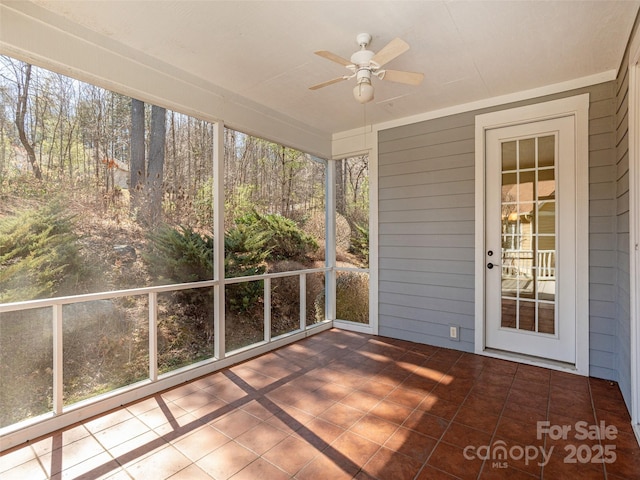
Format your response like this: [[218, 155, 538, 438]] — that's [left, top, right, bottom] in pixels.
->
[[501, 299, 516, 328], [500, 135, 556, 335], [538, 303, 555, 334], [519, 138, 535, 169], [502, 141, 517, 170], [538, 136, 555, 167], [518, 301, 536, 331]]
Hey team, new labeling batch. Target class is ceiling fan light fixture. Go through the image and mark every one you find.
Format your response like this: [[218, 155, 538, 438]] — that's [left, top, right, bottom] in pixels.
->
[[353, 78, 374, 103]]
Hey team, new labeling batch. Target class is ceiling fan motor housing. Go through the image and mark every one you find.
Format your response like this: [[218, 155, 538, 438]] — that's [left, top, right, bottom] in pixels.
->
[[350, 49, 375, 67]]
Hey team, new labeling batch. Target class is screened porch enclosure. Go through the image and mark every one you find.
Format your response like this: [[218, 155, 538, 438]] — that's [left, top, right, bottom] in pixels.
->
[[0, 58, 371, 449], [0, 142, 371, 450]]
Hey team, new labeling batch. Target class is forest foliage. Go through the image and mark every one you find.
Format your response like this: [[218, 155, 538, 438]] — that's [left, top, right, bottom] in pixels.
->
[[0, 54, 369, 426], [0, 203, 83, 303]]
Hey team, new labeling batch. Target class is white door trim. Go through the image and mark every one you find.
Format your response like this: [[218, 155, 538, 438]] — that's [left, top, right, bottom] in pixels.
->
[[628, 29, 640, 445], [474, 94, 590, 375]]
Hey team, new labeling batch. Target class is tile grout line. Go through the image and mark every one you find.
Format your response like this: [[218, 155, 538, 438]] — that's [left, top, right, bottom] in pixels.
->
[[539, 370, 552, 480], [587, 378, 608, 480], [471, 360, 517, 480], [412, 349, 477, 480]]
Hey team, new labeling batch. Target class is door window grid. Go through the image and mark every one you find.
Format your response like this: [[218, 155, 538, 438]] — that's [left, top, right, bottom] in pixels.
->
[[500, 135, 556, 335]]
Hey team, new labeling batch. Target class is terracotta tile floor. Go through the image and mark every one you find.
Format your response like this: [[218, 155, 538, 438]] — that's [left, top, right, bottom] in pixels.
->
[[2, 328, 639, 479]]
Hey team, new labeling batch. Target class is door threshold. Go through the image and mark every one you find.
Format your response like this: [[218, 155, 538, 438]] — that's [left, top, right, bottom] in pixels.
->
[[481, 347, 585, 376]]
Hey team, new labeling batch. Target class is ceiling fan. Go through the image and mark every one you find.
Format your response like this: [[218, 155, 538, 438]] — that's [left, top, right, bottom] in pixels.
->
[[310, 33, 424, 104]]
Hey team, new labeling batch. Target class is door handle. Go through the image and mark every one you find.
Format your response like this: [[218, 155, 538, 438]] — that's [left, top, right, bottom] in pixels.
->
[[487, 262, 500, 269]]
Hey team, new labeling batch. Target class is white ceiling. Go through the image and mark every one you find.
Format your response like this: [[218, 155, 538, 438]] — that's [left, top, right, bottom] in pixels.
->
[[15, 1, 640, 135]]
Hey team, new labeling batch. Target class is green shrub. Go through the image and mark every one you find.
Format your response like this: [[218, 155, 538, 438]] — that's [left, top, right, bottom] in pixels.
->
[[144, 225, 213, 283], [224, 225, 267, 313], [0, 203, 83, 302], [144, 212, 318, 317], [234, 210, 318, 261], [144, 224, 268, 314], [315, 271, 369, 324]]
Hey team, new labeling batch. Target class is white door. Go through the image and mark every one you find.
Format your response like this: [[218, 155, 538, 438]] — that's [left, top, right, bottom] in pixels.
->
[[485, 116, 576, 363]]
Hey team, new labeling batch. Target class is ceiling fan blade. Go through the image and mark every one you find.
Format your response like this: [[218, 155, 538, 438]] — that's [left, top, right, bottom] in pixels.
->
[[371, 37, 410, 67], [309, 76, 347, 90], [314, 50, 352, 67], [381, 69, 425, 86]]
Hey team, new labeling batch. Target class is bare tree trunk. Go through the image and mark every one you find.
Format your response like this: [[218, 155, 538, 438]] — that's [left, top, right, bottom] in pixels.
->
[[147, 105, 166, 226], [170, 111, 177, 204], [15, 64, 42, 180], [94, 95, 102, 189], [0, 120, 6, 179], [187, 117, 192, 197], [335, 158, 346, 216], [279, 145, 287, 216], [130, 98, 145, 214], [65, 118, 77, 179]]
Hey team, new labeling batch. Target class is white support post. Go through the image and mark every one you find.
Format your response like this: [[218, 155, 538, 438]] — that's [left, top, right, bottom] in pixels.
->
[[264, 277, 271, 342], [213, 122, 226, 359], [148, 292, 158, 382], [52, 304, 63, 415], [326, 159, 337, 322], [369, 137, 379, 334], [300, 273, 307, 330]]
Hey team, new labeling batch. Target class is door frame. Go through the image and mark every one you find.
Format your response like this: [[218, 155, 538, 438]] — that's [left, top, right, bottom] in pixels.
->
[[474, 94, 590, 375]]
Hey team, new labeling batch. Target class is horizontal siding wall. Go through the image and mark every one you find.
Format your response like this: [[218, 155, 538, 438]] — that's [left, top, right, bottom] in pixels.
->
[[615, 41, 632, 407], [378, 111, 476, 350], [589, 83, 619, 380], [378, 83, 619, 379]]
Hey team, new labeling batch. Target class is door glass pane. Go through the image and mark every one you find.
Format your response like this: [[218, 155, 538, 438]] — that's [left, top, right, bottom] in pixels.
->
[[537, 233, 555, 302], [500, 136, 557, 335], [538, 136, 555, 167], [502, 141, 517, 170], [519, 139, 535, 169], [518, 171, 535, 203], [501, 299, 516, 328], [518, 276, 534, 299], [518, 301, 536, 331], [538, 303, 555, 334], [502, 173, 517, 203], [514, 252, 528, 277], [538, 282, 555, 302], [538, 169, 555, 200], [538, 202, 555, 235], [501, 232, 519, 253], [501, 264, 517, 297]]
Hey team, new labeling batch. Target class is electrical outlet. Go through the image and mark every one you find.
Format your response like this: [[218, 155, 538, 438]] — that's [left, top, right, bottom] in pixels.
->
[[449, 325, 459, 340]]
